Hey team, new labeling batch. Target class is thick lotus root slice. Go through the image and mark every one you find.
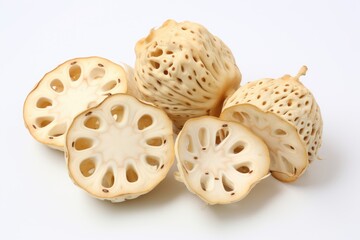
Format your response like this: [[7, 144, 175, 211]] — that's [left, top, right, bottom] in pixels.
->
[[23, 57, 130, 150], [134, 19, 241, 130], [175, 117, 270, 205], [221, 66, 323, 182], [65, 94, 174, 202]]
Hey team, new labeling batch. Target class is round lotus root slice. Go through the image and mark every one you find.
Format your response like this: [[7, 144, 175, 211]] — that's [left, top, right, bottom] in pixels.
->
[[221, 66, 323, 182], [175, 117, 270, 205], [134, 19, 241, 130], [65, 94, 174, 202], [23, 57, 130, 150]]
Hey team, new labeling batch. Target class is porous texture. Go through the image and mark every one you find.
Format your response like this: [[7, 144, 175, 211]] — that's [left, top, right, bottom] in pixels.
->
[[134, 19, 241, 130], [175, 117, 270, 205], [23, 57, 129, 150], [221, 67, 323, 182], [65, 94, 174, 202]]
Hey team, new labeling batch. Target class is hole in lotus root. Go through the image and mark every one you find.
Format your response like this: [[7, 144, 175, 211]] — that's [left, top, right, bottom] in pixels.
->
[[274, 129, 287, 136], [234, 164, 251, 174], [232, 112, 244, 123], [102, 169, 115, 188], [89, 67, 105, 80], [311, 128, 316, 136], [150, 48, 163, 57], [287, 99, 293, 106], [222, 174, 234, 192], [230, 141, 245, 154], [138, 114, 153, 130], [84, 116, 101, 130], [150, 60, 160, 69], [284, 144, 295, 150], [186, 135, 194, 153], [241, 112, 251, 121], [126, 165, 138, 183], [146, 137, 163, 146], [200, 174, 212, 191], [69, 65, 81, 81], [212, 62, 219, 75], [183, 160, 194, 171], [48, 122, 67, 137], [80, 158, 96, 177], [74, 137, 93, 151], [36, 98, 52, 108], [35, 116, 54, 128], [111, 105, 124, 122], [198, 128, 208, 148], [102, 80, 117, 92], [145, 155, 160, 169], [215, 126, 229, 145], [50, 79, 64, 92]]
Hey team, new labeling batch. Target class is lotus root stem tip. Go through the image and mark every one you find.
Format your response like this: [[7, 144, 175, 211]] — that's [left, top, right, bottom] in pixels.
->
[[296, 65, 308, 79]]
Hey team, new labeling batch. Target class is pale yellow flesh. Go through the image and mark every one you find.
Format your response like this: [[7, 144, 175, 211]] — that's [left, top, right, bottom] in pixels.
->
[[221, 104, 308, 182], [175, 116, 270, 205], [23, 57, 128, 150], [66, 94, 174, 202]]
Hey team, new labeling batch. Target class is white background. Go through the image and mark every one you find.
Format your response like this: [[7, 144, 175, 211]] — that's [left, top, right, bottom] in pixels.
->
[[1, 0, 359, 239]]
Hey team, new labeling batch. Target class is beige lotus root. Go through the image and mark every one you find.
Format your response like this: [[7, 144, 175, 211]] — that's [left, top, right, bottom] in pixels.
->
[[221, 66, 323, 182], [23, 57, 130, 150], [175, 117, 270, 205], [134, 19, 241, 130], [65, 94, 174, 202]]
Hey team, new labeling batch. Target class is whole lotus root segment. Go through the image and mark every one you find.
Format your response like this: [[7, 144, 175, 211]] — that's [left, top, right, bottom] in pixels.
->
[[134, 19, 241, 130], [175, 117, 270, 205], [221, 66, 323, 182], [23, 57, 130, 150], [65, 94, 174, 202]]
